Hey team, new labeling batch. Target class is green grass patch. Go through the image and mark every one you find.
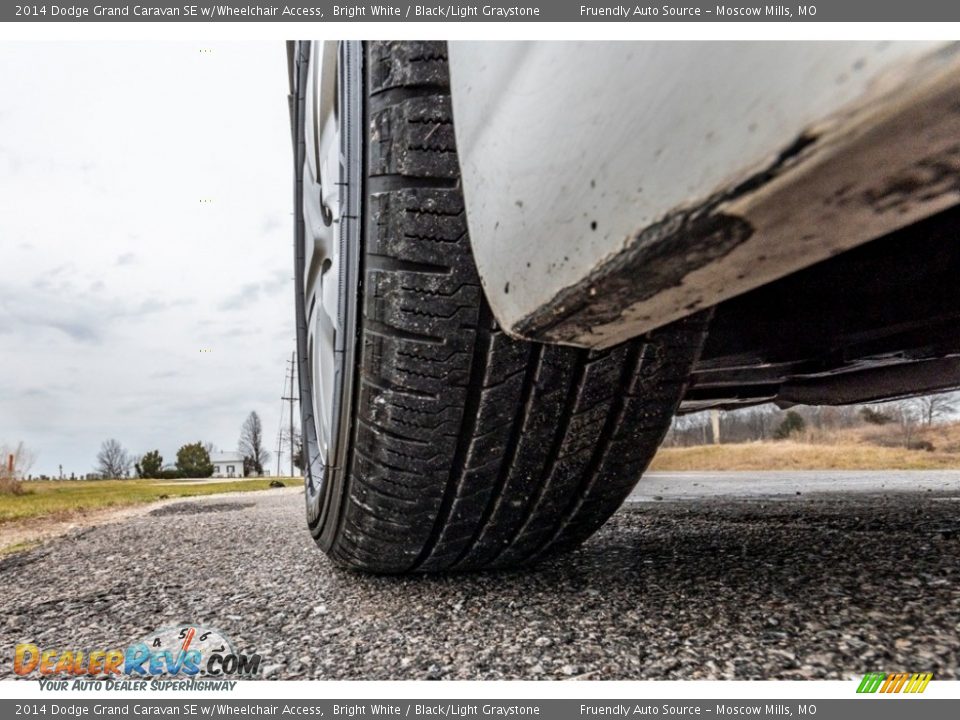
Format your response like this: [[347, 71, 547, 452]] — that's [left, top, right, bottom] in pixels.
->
[[0, 478, 290, 524], [0, 539, 41, 556]]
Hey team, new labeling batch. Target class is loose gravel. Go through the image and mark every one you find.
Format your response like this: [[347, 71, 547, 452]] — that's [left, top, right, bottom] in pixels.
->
[[1, 484, 957, 680]]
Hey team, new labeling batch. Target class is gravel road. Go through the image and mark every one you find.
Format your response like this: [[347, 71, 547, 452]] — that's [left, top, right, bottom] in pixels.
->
[[2, 474, 958, 680]]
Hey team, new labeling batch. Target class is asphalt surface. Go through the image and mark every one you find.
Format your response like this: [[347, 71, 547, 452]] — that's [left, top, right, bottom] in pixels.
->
[[631, 469, 960, 500], [2, 473, 959, 680]]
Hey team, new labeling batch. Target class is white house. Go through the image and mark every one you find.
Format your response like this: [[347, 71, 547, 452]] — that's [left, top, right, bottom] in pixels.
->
[[211, 451, 244, 478]]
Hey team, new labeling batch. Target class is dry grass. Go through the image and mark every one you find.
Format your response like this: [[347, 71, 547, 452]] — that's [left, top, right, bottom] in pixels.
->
[[0, 477, 24, 495], [0, 471, 25, 496], [650, 442, 960, 471], [0, 477, 291, 525], [651, 420, 960, 471]]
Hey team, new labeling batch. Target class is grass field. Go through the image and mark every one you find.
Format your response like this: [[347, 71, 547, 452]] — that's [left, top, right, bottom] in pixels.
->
[[650, 440, 960, 471], [651, 418, 960, 471], [0, 477, 290, 524]]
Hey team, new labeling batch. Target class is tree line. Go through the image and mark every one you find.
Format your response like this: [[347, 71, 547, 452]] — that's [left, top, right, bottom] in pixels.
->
[[95, 410, 273, 479], [664, 392, 958, 448]]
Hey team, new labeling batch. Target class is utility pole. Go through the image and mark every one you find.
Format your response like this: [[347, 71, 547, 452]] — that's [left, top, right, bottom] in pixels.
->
[[289, 352, 295, 477], [281, 351, 298, 477], [276, 360, 287, 478], [710, 408, 721, 445], [275, 433, 282, 479]]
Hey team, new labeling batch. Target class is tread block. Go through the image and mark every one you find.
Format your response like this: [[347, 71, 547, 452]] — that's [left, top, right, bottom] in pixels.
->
[[369, 98, 459, 178], [370, 41, 450, 94]]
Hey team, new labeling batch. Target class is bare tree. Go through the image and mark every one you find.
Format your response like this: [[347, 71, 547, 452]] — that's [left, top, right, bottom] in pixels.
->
[[744, 406, 776, 441], [888, 402, 920, 448], [96, 439, 132, 479], [239, 411, 270, 476], [663, 413, 710, 447], [2, 441, 35, 477], [1, 442, 35, 493], [916, 393, 957, 426]]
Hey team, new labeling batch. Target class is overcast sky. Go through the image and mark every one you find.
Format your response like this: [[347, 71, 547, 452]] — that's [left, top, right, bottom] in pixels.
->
[[0, 42, 295, 476]]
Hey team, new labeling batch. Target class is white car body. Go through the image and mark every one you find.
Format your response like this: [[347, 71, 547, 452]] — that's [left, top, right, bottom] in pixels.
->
[[447, 42, 960, 348]]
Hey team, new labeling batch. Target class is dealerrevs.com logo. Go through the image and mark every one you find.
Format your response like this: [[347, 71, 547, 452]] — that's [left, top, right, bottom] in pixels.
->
[[14, 625, 262, 690]]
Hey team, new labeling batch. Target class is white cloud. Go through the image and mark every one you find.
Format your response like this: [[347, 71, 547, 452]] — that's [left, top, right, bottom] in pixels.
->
[[0, 42, 296, 476]]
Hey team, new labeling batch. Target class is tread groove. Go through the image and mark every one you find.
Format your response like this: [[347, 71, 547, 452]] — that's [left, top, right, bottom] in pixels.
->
[[368, 175, 459, 192], [363, 317, 446, 345], [532, 344, 642, 560], [451, 343, 544, 569], [408, 305, 494, 571], [484, 352, 588, 567], [369, 84, 451, 106], [365, 254, 451, 276]]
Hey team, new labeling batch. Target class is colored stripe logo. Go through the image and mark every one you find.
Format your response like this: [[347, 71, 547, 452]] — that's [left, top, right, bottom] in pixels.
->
[[857, 672, 932, 694]]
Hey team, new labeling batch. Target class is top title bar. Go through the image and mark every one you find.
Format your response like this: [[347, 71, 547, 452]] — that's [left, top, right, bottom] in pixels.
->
[[7, 1, 960, 22]]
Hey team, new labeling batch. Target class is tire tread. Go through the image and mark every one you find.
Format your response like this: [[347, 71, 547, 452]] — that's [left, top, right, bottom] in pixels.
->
[[318, 41, 708, 573]]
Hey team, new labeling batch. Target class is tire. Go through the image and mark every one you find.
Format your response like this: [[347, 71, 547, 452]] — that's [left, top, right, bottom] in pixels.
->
[[296, 41, 710, 573]]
